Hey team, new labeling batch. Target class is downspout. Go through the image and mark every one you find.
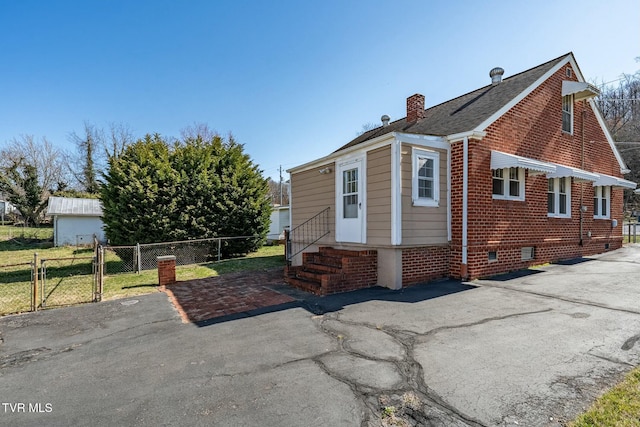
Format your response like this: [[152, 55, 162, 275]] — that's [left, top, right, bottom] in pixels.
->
[[447, 144, 452, 242], [461, 136, 469, 279], [580, 108, 585, 246], [391, 139, 402, 245]]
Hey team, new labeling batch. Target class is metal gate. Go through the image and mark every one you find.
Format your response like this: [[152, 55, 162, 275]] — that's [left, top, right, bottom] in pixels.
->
[[39, 253, 103, 309]]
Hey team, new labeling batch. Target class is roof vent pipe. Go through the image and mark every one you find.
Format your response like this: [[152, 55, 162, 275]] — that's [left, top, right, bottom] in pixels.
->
[[381, 115, 390, 127], [490, 67, 504, 85]]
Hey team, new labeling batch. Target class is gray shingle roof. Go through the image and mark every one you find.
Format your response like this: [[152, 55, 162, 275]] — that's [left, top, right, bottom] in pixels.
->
[[335, 53, 570, 153], [47, 196, 103, 216]]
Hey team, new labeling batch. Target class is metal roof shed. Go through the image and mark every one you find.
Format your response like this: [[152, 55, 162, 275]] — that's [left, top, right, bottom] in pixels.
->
[[47, 196, 105, 246]]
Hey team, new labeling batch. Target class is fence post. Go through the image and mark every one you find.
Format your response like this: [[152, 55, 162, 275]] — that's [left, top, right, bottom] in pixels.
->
[[96, 246, 104, 302], [217, 238, 222, 261], [32, 252, 38, 312], [136, 243, 142, 274]]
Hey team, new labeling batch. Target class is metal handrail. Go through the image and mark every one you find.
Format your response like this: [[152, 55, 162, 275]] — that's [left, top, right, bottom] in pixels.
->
[[285, 207, 330, 262]]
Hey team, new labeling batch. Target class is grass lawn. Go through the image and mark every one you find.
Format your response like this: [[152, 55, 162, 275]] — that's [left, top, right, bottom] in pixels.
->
[[570, 366, 640, 426], [0, 224, 54, 241]]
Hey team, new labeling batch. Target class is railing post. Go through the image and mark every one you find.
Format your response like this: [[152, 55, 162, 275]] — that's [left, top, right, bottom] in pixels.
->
[[284, 228, 291, 264]]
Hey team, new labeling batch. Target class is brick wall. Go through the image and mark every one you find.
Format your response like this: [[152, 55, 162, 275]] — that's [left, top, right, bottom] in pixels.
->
[[450, 63, 626, 279], [402, 245, 450, 286]]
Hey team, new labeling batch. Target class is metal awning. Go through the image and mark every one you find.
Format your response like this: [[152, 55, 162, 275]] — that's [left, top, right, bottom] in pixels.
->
[[547, 164, 599, 182], [490, 151, 556, 175], [592, 173, 637, 189], [562, 81, 600, 101]]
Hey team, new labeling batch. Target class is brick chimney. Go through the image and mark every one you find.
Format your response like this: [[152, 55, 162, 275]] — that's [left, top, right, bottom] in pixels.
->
[[406, 93, 425, 123]]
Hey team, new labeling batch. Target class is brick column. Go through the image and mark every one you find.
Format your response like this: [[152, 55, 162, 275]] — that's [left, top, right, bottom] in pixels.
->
[[157, 255, 176, 287]]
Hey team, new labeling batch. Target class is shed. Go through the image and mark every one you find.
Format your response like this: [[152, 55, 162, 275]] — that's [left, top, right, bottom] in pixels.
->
[[267, 205, 290, 242], [47, 196, 105, 246]]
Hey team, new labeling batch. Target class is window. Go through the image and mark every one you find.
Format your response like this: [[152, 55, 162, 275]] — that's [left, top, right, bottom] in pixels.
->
[[412, 149, 440, 207], [593, 186, 610, 219], [547, 177, 571, 217], [492, 167, 524, 201], [343, 168, 358, 218], [521, 247, 535, 261], [488, 251, 498, 262], [562, 94, 573, 134]]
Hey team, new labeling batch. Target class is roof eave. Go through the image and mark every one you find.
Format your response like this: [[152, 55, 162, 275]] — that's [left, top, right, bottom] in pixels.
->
[[287, 132, 397, 174], [446, 130, 487, 143]]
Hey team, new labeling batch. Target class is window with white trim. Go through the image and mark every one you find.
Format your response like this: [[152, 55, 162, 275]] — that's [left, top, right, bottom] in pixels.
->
[[593, 186, 610, 219], [547, 177, 571, 218], [492, 167, 524, 201], [562, 94, 573, 134], [412, 148, 439, 207]]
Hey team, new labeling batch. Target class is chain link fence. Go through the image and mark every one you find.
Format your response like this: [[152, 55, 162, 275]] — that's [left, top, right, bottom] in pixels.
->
[[0, 235, 264, 316], [0, 261, 35, 315], [104, 236, 262, 274]]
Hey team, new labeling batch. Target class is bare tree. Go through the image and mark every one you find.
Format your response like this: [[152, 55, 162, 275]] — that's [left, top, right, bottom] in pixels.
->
[[356, 122, 381, 136], [106, 122, 135, 159], [597, 68, 640, 212], [65, 122, 135, 193], [67, 122, 103, 194], [596, 71, 640, 141], [0, 135, 66, 225], [266, 178, 290, 205], [180, 122, 219, 141]]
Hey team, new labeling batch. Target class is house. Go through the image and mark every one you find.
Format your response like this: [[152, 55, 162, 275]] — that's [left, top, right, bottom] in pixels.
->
[[0, 199, 17, 223], [285, 52, 636, 295], [267, 205, 290, 242], [47, 196, 105, 246]]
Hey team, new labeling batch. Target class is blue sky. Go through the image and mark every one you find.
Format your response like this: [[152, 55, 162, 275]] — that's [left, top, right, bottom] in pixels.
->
[[1, 0, 638, 181]]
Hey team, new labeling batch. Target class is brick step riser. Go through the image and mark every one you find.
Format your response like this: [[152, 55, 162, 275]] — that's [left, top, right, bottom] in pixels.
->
[[318, 247, 374, 258], [307, 255, 343, 269], [296, 270, 325, 282], [285, 277, 324, 296], [303, 263, 342, 274]]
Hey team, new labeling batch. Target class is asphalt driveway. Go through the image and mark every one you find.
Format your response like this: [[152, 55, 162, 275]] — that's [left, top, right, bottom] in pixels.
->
[[1, 245, 640, 426]]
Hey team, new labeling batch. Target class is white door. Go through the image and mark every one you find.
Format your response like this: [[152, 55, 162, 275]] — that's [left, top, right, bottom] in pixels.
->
[[336, 157, 365, 243]]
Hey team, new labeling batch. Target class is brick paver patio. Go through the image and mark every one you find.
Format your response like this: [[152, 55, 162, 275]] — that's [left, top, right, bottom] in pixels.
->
[[160, 268, 296, 323]]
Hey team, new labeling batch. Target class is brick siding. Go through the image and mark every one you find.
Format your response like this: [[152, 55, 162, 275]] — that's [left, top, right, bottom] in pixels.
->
[[402, 245, 450, 286], [450, 63, 626, 279]]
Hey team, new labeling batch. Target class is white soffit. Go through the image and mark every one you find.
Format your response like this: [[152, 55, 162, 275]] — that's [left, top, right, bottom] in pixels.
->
[[547, 164, 599, 182], [592, 173, 637, 189], [490, 151, 556, 175], [562, 81, 600, 101]]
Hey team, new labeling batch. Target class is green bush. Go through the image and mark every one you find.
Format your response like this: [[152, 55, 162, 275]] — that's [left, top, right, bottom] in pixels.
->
[[100, 133, 271, 256]]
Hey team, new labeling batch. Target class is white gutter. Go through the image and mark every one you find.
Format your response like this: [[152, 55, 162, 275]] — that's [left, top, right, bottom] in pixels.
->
[[462, 136, 468, 274]]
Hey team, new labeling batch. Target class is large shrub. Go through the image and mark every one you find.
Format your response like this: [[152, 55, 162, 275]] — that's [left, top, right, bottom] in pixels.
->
[[100, 133, 270, 256]]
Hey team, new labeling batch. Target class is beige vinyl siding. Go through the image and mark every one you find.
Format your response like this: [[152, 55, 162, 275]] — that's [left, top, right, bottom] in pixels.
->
[[401, 144, 448, 245], [290, 163, 336, 245], [367, 146, 392, 245]]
